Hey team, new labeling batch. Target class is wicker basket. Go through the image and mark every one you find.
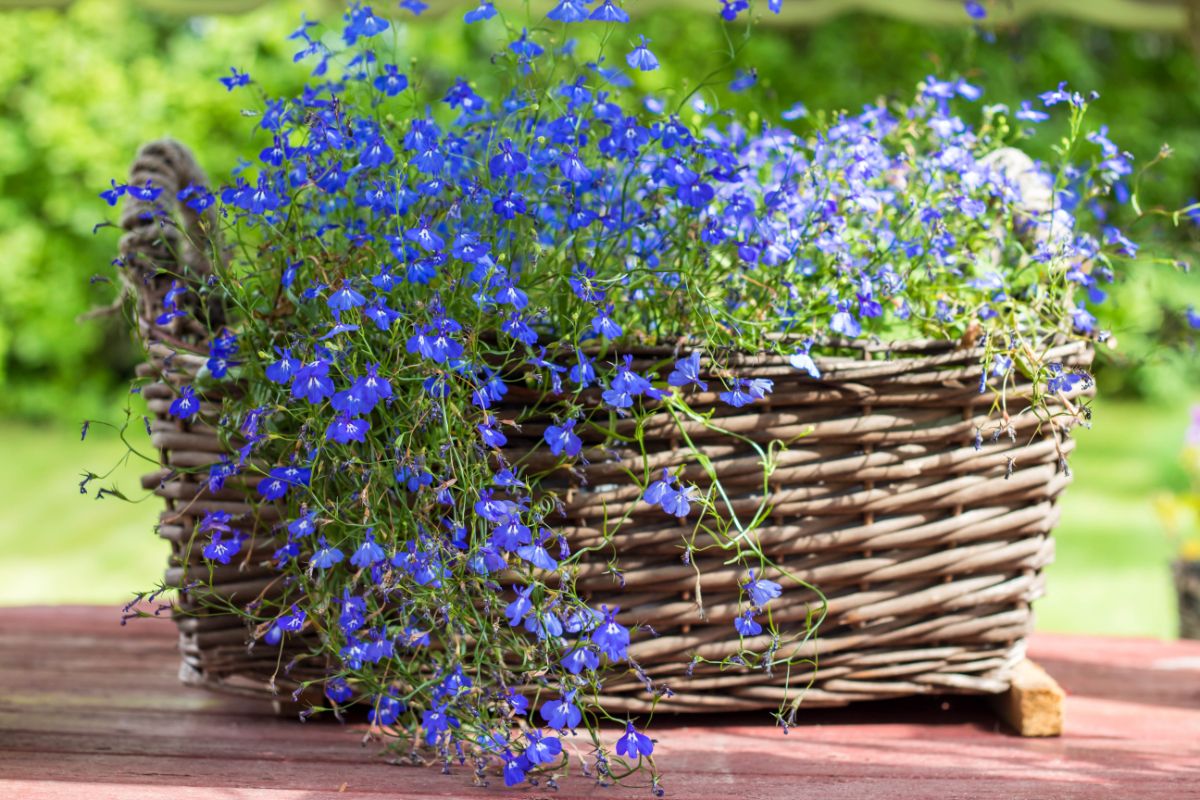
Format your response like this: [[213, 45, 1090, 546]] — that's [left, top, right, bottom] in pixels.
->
[[121, 140, 1092, 713]]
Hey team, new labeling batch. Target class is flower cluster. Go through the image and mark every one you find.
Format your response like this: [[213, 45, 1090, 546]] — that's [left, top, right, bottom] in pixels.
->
[[107, 0, 1147, 791]]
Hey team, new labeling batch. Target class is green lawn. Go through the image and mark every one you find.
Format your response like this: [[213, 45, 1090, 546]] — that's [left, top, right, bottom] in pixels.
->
[[0, 397, 1192, 637]]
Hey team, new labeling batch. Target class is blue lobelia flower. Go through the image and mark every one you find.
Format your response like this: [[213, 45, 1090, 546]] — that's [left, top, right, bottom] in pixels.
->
[[789, 345, 821, 379], [489, 139, 529, 179], [591, 606, 630, 661], [744, 570, 782, 608], [325, 677, 353, 704], [310, 536, 345, 570], [547, 0, 589, 23], [540, 690, 582, 730], [615, 721, 654, 759], [203, 531, 243, 565], [368, 690, 405, 726], [523, 730, 562, 765], [422, 703, 459, 744], [830, 301, 862, 338], [218, 67, 251, 91], [350, 530, 386, 568], [505, 585, 535, 627], [169, 385, 200, 420], [291, 360, 335, 404], [325, 413, 370, 445], [464, 0, 496, 23], [667, 352, 708, 391], [517, 530, 559, 571], [265, 348, 299, 384], [561, 643, 600, 674], [734, 610, 762, 636], [591, 0, 629, 22], [543, 418, 583, 458], [626, 35, 659, 71], [503, 751, 528, 786]]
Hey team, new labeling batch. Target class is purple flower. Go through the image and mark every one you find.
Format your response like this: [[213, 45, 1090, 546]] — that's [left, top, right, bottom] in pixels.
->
[[591, 606, 630, 661], [668, 352, 708, 390], [311, 536, 344, 570], [169, 385, 200, 420], [325, 413, 370, 445], [218, 67, 251, 91], [615, 721, 654, 758], [368, 690, 404, 726], [291, 360, 335, 404], [745, 570, 782, 608], [540, 691, 582, 730], [591, 1, 629, 22], [734, 610, 762, 636], [203, 531, 243, 565], [544, 418, 583, 457], [464, 0, 496, 23], [350, 531, 386, 567], [626, 36, 659, 72]]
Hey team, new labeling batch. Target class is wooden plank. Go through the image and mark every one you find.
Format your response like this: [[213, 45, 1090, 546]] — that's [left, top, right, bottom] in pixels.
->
[[1, 606, 1199, 799], [990, 659, 1064, 736]]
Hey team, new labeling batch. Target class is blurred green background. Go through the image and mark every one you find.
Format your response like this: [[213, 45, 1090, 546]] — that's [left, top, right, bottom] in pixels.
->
[[1, 0, 1197, 638]]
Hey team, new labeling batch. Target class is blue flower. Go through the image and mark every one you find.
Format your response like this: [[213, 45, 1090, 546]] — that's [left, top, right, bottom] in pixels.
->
[[422, 703, 460, 744], [517, 532, 559, 571], [734, 610, 762, 636], [667, 352, 708, 391], [169, 385, 200, 420], [626, 36, 659, 72], [342, 4, 390, 46], [325, 677, 353, 704], [509, 29, 544, 60], [729, 69, 757, 92], [265, 348, 299, 384], [615, 721, 654, 759], [547, 0, 589, 24], [561, 643, 600, 674], [830, 301, 862, 338], [1015, 100, 1049, 123], [540, 691, 582, 730], [291, 360, 335, 404], [257, 465, 310, 501], [505, 585, 535, 627], [1187, 306, 1200, 329], [591, 1, 629, 22], [544, 418, 583, 457], [963, 1, 986, 19], [368, 690, 405, 726], [311, 536, 345, 569], [789, 347, 821, 379], [350, 531, 386, 568], [203, 531, 243, 565], [218, 67, 250, 91], [464, 0, 496, 23], [744, 570, 782, 608], [524, 730, 562, 765], [591, 606, 630, 661], [325, 413, 370, 445], [503, 751, 528, 786]]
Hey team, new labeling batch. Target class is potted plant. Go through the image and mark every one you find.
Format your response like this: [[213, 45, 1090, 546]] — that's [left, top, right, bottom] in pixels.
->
[[97, 0, 1162, 790]]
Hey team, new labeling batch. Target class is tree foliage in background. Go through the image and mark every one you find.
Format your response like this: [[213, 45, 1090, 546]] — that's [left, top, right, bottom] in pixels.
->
[[2, 0, 1198, 422]]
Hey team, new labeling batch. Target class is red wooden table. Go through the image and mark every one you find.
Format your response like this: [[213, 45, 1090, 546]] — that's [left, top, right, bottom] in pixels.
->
[[1, 606, 1198, 799]]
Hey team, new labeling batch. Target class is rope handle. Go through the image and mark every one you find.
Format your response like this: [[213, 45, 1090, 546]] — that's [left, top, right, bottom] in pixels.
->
[[118, 139, 223, 350]]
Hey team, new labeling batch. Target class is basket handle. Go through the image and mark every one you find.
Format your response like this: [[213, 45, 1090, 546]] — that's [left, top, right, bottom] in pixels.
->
[[118, 139, 224, 349]]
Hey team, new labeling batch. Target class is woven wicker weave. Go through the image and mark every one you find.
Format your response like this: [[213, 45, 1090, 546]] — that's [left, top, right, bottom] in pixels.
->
[[122, 139, 1092, 713]]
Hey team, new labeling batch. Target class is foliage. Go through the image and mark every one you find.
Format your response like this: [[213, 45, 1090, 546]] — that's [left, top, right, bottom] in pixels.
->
[[90, 0, 1188, 789], [4, 1, 1200, 423], [1156, 406, 1200, 560]]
